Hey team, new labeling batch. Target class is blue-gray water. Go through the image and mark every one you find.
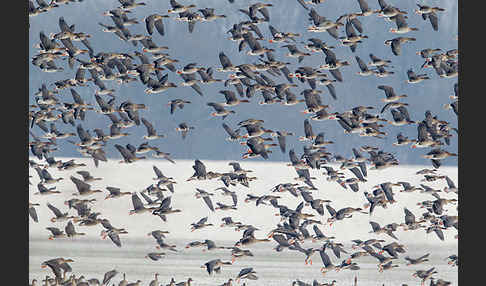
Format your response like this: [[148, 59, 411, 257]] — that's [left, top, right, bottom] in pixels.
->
[[29, 0, 458, 164]]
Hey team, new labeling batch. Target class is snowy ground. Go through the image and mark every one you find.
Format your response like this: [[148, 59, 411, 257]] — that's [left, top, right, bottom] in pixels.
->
[[29, 158, 458, 285]]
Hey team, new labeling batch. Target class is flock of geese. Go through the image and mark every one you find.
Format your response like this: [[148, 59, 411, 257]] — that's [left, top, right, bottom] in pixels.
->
[[29, 0, 458, 285]]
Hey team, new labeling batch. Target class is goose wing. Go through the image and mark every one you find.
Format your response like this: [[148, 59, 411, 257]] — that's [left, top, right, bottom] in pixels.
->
[[378, 85, 394, 98], [141, 117, 156, 136], [273, 234, 290, 246], [397, 106, 412, 122], [219, 52, 233, 69], [378, 0, 388, 10], [145, 15, 155, 35], [445, 176, 456, 189], [391, 109, 405, 122], [326, 27, 340, 40], [380, 102, 393, 114], [351, 18, 363, 33], [207, 102, 225, 112], [355, 56, 368, 72], [76, 171, 91, 181], [158, 196, 172, 211], [304, 119, 314, 138], [46, 227, 63, 236], [131, 192, 145, 210], [319, 250, 332, 267], [418, 253, 430, 260], [346, 20, 357, 38], [76, 124, 91, 142], [276, 132, 287, 153], [417, 122, 430, 141], [197, 216, 209, 225], [203, 196, 215, 212], [407, 69, 417, 80], [41, 169, 54, 180], [237, 267, 254, 278], [349, 167, 365, 181], [154, 18, 166, 36], [358, 0, 370, 12], [114, 144, 132, 161], [222, 123, 240, 139], [29, 206, 39, 222], [108, 231, 122, 247], [404, 207, 416, 224], [140, 191, 155, 204], [381, 183, 395, 202], [434, 227, 444, 241], [70, 89, 84, 105], [297, 0, 309, 10], [70, 175, 91, 194], [103, 270, 119, 285], [106, 187, 120, 195], [324, 83, 337, 100], [326, 204, 336, 216], [193, 160, 207, 176], [153, 165, 164, 179], [289, 149, 300, 164], [65, 220, 75, 236], [369, 221, 381, 232], [428, 12, 439, 31], [231, 192, 238, 206], [390, 39, 401, 56], [313, 224, 325, 237], [329, 69, 343, 82], [58, 17, 73, 32], [394, 14, 408, 30]]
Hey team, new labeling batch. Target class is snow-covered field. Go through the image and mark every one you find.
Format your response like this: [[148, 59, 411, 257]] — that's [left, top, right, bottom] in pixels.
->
[[29, 158, 458, 285]]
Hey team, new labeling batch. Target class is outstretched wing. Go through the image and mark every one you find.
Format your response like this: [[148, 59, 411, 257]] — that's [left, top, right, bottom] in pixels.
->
[[219, 52, 233, 68], [319, 250, 332, 267], [70, 176, 91, 194], [154, 19, 166, 36], [153, 165, 163, 178], [46, 227, 63, 236], [131, 192, 145, 210], [65, 220, 75, 236], [404, 208, 415, 224], [203, 196, 215, 212], [231, 192, 238, 206], [103, 270, 119, 285], [142, 117, 155, 135], [445, 176, 456, 189], [29, 207, 39, 222], [222, 123, 239, 139], [109, 231, 122, 247], [47, 203, 63, 217], [140, 191, 155, 204], [418, 253, 430, 260], [197, 216, 209, 225], [434, 228, 444, 241], [313, 224, 324, 237], [369, 221, 381, 232], [326, 204, 336, 216]]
